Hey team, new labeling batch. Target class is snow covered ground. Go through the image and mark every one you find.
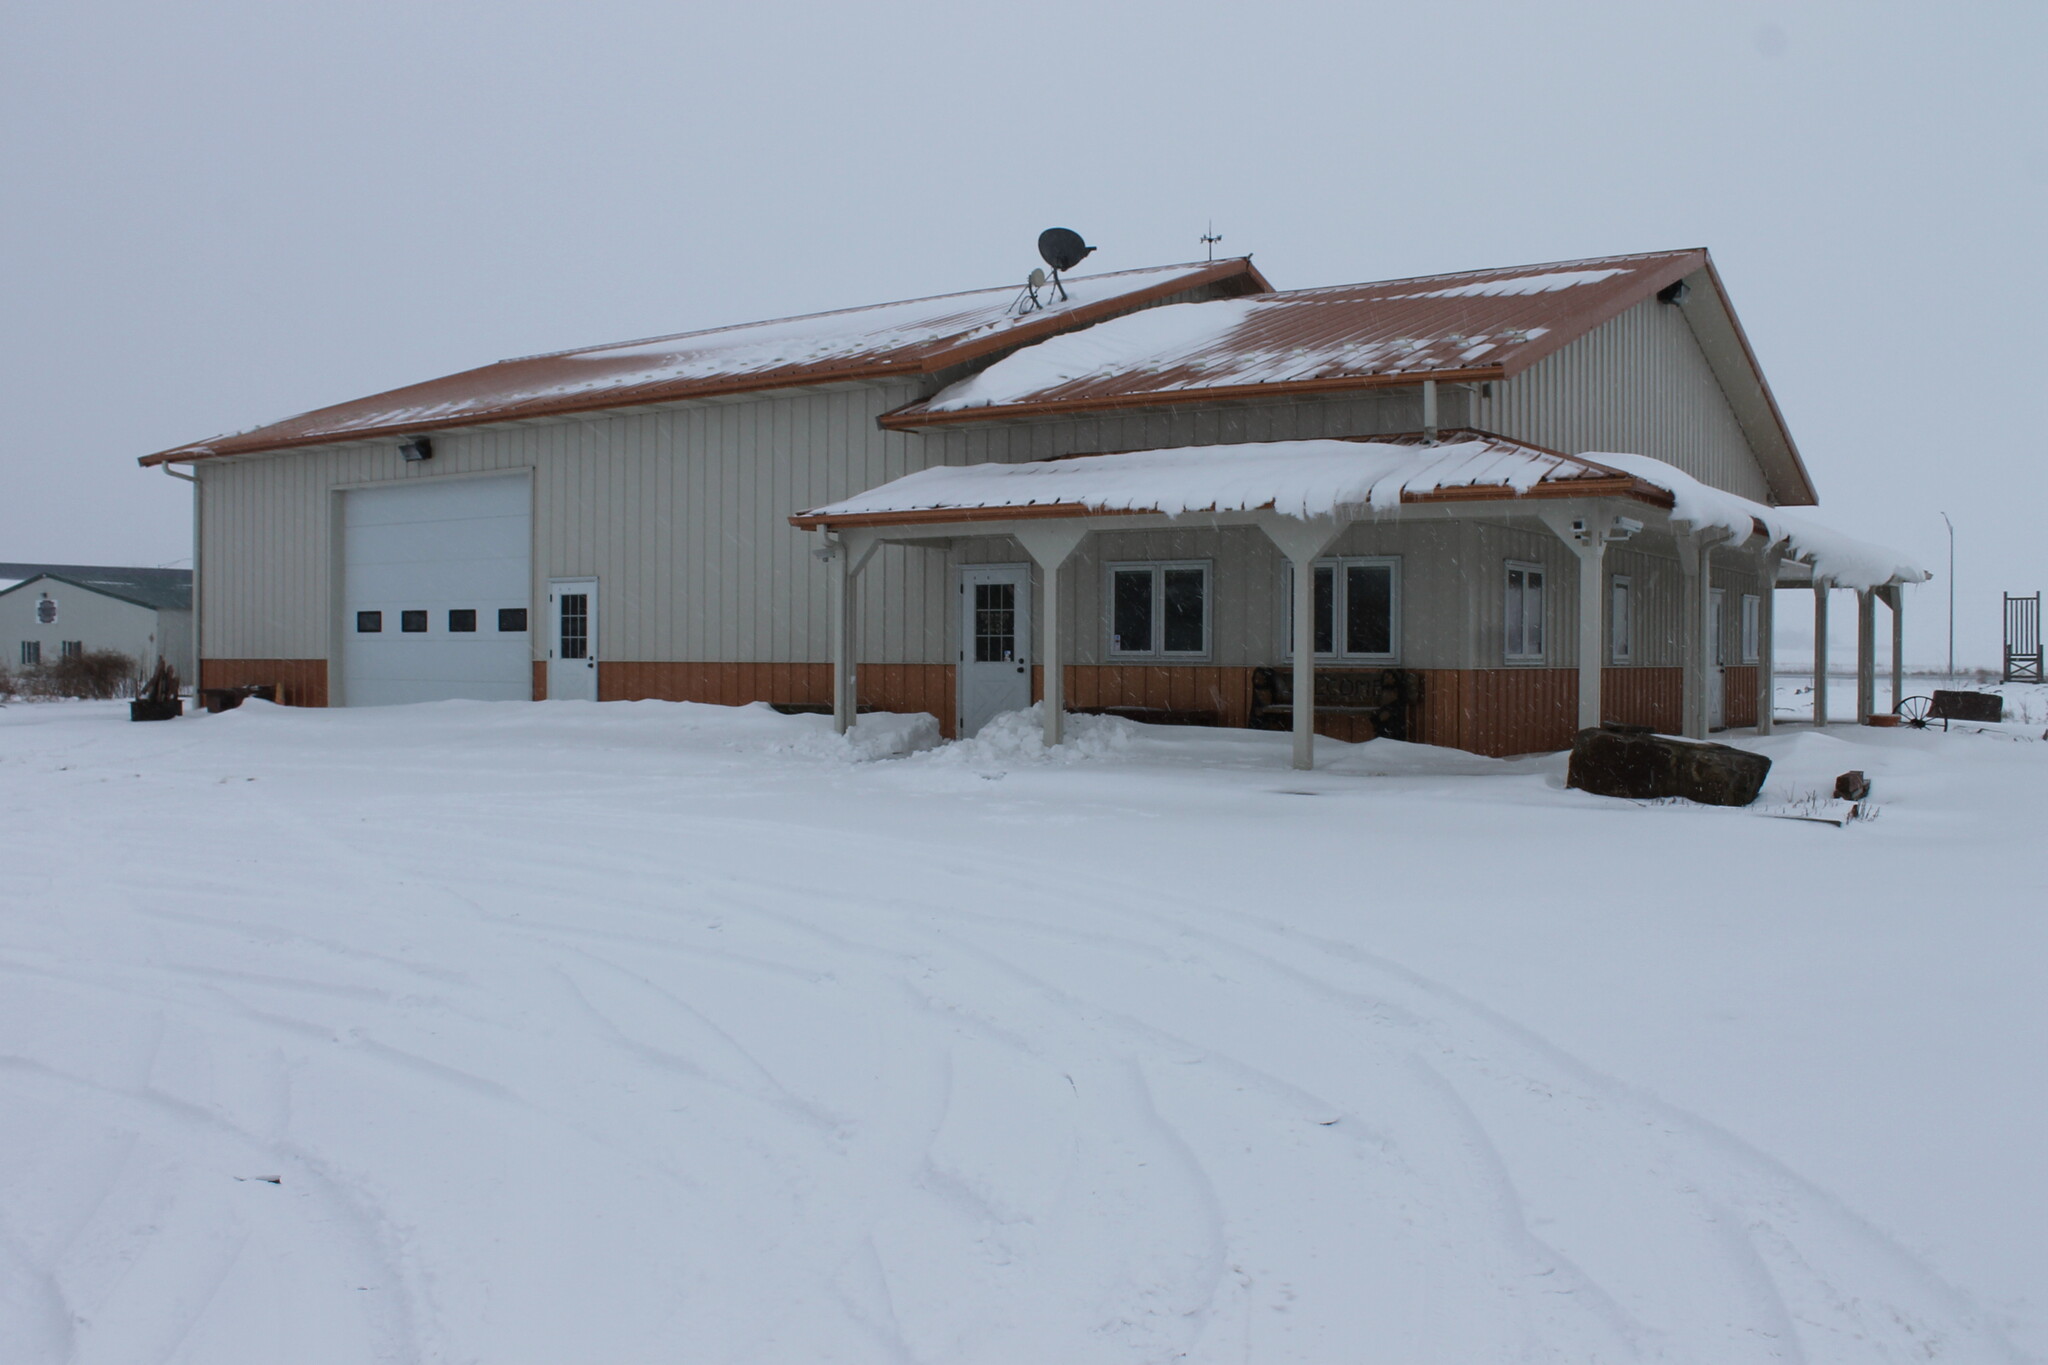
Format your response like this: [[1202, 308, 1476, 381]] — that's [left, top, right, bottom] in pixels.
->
[[1, 694, 2042, 1363]]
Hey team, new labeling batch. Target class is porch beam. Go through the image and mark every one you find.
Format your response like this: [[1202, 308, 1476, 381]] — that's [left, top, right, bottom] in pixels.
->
[[1757, 545, 1786, 735], [1856, 588, 1877, 724], [1255, 513, 1348, 771], [828, 531, 879, 735], [1813, 582, 1830, 727], [1537, 504, 1612, 732], [1886, 585, 1904, 713], [1012, 524, 1090, 749], [1675, 523, 1732, 740]]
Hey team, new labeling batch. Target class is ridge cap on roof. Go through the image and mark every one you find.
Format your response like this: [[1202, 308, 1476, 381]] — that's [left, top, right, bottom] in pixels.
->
[[503, 259, 1256, 364], [1266, 247, 1705, 299]]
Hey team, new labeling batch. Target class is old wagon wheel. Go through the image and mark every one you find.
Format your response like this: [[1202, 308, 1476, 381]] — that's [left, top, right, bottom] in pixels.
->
[[1896, 695, 1934, 729]]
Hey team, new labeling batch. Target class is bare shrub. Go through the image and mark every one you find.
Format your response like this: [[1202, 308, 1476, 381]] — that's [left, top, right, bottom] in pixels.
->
[[31, 650, 144, 700]]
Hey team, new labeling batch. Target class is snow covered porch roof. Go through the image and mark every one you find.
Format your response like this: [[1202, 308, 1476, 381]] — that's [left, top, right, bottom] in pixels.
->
[[791, 433, 1927, 590]]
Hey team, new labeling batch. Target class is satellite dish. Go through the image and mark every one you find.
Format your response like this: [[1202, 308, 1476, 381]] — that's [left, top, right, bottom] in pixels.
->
[[1028, 267, 1047, 290], [1037, 228, 1095, 273]]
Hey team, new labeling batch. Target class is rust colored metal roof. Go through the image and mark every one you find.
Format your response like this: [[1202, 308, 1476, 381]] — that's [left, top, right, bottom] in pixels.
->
[[883, 249, 1708, 429], [789, 430, 1677, 531], [139, 258, 1269, 465]]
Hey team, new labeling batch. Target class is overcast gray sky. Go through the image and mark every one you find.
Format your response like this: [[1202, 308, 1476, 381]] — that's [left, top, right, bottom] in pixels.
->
[[4, 1, 2042, 666]]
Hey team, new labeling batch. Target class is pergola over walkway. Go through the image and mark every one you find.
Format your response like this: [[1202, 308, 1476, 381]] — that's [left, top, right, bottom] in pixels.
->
[[793, 435, 1928, 769]]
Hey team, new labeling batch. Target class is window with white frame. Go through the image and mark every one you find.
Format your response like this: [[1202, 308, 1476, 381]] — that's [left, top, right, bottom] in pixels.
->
[[1107, 561, 1210, 658], [1504, 562, 1546, 661], [1741, 593, 1761, 663], [60, 640, 82, 659], [1284, 557, 1401, 660], [19, 641, 40, 666], [1609, 575, 1633, 663]]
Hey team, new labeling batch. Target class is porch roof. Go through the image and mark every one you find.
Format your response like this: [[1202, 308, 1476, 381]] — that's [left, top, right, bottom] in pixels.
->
[[791, 433, 1929, 590]]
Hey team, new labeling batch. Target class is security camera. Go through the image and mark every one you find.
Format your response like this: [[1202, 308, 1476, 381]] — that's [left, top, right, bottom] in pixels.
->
[[1604, 516, 1644, 542]]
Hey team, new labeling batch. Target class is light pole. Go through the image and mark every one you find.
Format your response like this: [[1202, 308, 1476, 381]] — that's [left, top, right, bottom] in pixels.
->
[[1940, 511, 1955, 682]]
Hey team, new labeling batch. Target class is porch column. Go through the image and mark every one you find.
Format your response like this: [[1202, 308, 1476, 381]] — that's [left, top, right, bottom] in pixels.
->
[[1675, 525, 1728, 740], [1856, 588, 1877, 724], [828, 531, 879, 735], [1014, 524, 1091, 749], [1757, 545, 1786, 735], [1812, 583, 1830, 727], [1885, 586, 1905, 713], [1538, 506, 1610, 732], [1257, 514, 1347, 771]]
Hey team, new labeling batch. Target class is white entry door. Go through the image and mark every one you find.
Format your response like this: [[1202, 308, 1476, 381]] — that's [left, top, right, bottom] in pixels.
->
[[957, 564, 1031, 737], [547, 578, 599, 702], [1708, 588, 1727, 730]]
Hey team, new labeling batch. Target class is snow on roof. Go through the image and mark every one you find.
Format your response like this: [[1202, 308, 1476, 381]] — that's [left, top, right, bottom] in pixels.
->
[[799, 436, 1630, 521], [140, 260, 1263, 465], [894, 250, 1706, 423], [1584, 452, 1929, 589], [796, 436, 1926, 589]]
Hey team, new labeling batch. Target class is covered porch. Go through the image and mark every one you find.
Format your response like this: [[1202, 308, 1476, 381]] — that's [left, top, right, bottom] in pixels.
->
[[793, 436, 1927, 770]]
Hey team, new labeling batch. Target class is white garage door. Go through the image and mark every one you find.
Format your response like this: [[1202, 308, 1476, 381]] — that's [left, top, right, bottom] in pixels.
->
[[341, 475, 532, 706]]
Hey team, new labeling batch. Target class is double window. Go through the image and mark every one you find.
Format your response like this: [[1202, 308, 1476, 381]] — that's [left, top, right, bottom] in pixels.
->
[[1504, 562, 1546, 661], [1108, 562, 1209, 658], [60, 640, 82, 659], [18, 641, 38, 667], [1285, 558, 1401, 660]]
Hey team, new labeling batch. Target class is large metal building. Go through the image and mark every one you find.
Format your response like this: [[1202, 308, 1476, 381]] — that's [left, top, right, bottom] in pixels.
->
[[138, 248, 1918, 757]]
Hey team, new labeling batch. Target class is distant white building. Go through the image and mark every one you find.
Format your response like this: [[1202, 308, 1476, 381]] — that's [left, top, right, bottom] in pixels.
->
[[0, 563, 194, 681]]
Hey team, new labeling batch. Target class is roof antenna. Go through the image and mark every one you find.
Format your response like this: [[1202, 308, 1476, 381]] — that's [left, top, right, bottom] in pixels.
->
[[1200, 220, 1223, 262]]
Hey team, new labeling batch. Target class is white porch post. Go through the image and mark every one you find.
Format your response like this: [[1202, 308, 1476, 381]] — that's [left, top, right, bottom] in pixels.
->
[[1812, 583, 1830, 728], [1757, 545, 1785, 735], [1675, 525, 1727, 740], [1539, 506, 1610, 732], [1014, 524, 1090, 749], [1888, 586, 1904, 713], [1855, 588, 1877, 724], [827, 531, 879, 735], [1257, 514, 1347, 771]]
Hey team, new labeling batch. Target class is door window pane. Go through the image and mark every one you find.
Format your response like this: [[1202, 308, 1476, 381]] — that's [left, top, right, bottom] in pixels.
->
[[559, 594, 589, 659], [356, 610, 382, 633], [1344, 563, 1392, 655], [1111, 569, 1152, 655], [448, 609, 477, 633], [401, 610, 428, 633], [973, 582, 1015, 663], [1162, 568, 1205, 653]]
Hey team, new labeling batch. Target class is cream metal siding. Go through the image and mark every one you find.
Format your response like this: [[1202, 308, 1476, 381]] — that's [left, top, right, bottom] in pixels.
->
[[198, 382, 974, 670], [1475, 296, 1770, 501]]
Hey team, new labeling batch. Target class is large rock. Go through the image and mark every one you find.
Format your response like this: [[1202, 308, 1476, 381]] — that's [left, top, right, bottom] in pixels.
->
[[1566, 723, 1772, 807]]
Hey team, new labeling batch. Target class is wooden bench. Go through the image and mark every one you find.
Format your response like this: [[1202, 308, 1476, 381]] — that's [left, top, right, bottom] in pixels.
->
[[1248, 667, 1422, 742]]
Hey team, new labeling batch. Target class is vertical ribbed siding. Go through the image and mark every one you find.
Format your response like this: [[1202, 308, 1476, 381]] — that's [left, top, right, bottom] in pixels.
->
[[1475, 297, 1769, 501]]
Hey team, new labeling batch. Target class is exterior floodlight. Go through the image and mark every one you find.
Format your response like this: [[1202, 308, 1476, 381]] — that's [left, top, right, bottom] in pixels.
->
[[400, 437, 434, 462], [1657, 280, 1690, 306]]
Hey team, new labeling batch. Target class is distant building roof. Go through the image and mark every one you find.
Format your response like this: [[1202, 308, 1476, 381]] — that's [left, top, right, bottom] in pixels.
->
[[138, 259, 1268, 466], [0, 563, 192, 612]]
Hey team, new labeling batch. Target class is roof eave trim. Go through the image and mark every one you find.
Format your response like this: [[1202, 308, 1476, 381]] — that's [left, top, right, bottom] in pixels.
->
[[877, 365, 1510, 431], [1694, 255, 1819, 506], [788, 476, 1676, 531]]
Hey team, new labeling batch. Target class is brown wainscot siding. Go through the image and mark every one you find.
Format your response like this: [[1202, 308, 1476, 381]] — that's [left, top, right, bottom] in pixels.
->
[[1602, 667, 1682, 732], [532, 661, 547, 701], [200, 659, 328, 708], [1039, 665, 1256, 730], [1721, 665, 1759, 729]]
